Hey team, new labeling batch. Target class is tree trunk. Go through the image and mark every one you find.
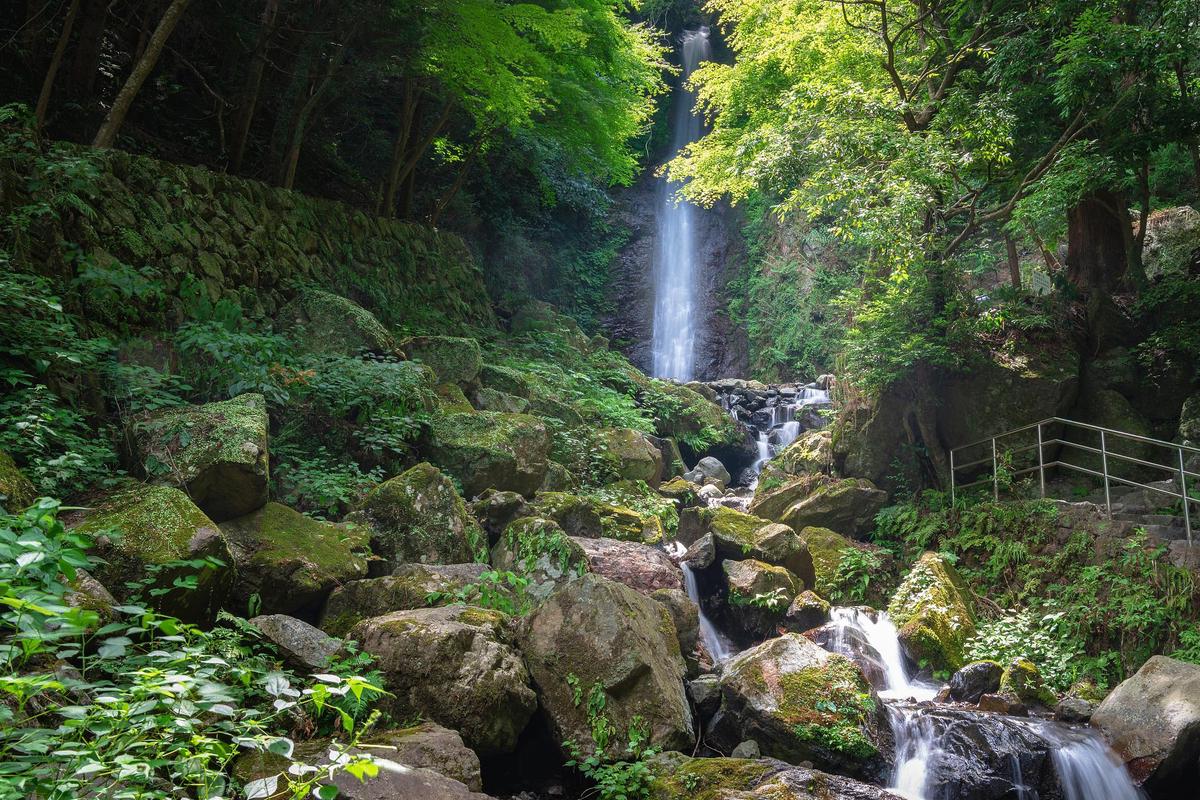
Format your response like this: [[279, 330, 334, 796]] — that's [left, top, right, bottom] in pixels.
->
[[69, 0, 108, 102], [34, 0, 82, 136], [1065, 189, 1130, 294], [1175, 61, 1200, 190], [93, 0, 193, 149], [429, 134, 485, 226], [393, 102, 453, 197], [1004, 234, 1021, 289], [277, 37, 351, 189], [229, 0, 281, 173], [382, 79, 419, 217]]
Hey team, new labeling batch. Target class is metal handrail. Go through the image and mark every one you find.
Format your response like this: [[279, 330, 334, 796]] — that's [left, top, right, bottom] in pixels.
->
[[949, 417, 1197, 545]]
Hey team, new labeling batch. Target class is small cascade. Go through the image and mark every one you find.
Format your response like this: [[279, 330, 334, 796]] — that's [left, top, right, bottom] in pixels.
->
[[887, 706, 937, 800], [667, 541, 734, 665], [824, 607, 939, 701], [1048, 728, 1146, 800]]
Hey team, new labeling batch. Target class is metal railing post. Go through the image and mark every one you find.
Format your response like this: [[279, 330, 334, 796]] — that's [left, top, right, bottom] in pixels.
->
[[1037, 422, 1045, 499], [1180, 448, 1192, 546], [1100, 429, 1112, 518], [950, 448, 956, 506], [992, 438, 999, 502]]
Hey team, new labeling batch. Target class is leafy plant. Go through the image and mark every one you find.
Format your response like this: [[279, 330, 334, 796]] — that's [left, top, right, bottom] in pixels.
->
[[563, 675, 658, 800], [425, 570, 532, 616], [829, 548, 884, 604]]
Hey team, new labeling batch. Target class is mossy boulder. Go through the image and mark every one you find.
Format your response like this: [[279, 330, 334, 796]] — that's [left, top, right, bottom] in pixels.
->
[[517, 574, 694, 757], [399, 336, 482, 385], [433, 383, 475, 413], [678, 507, 815, 587], [773, 429, 833, 476], [796, 526, 852, 598], [319, 563, 493, 636], [713, 633, 883, 777], [426, 412, 550, 498], [346, 462, 484, 567], [277, 288, 396, 356], [777, 478, 887, 541], [596, 427, 665, 486], [887, 552, 976, 673], [526, 393, 585, 426], [647, 380, 742, 454], [724, 559, 803, 638], [0, 450, 36, 511], [648, 755, 899, 800], [490, 517, 587, 601], [999, 658, 1057, 708], [472, 387, 529, 414], [539, 460, 577, 492], [531, 491, 662, 543], [220, 502, 368, 619], [658, 477, 701, 509], [71, 485, 233, 621], [783, 590, 831, 633], [479, 364, 530, 398], [131, 392, 269, 522], [350, 605, 536, 756]]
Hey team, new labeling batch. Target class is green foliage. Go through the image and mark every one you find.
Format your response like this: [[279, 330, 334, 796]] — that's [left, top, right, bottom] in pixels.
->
[[563, 676, 658, 800], [964, 609, 1081, 691], [729, 587, 789, 610], [829, 548, 884, 605], [0, 499, 384, 800], [425, 569, 532, 616], [271, 442, 383, 519]]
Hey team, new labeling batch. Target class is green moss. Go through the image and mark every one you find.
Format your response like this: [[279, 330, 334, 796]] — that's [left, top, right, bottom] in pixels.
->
[[502, 517, 587, 576], [650, 758, 772, 800], [888, 552, 976, 672], [999, 658, 1058, 707], [709, 506, 771, 550], [427, 411, 550, 497], [455, 606, 508, 628], [399, 336, 483, 385], [281, 288, 396, 355], [799, 526, 851, 597], [0, 450, 37, 511], [433, 383, 475, 413], [775, 654, 878, 759], [74, 485, 215, 563], [479, 364, 531, 398]]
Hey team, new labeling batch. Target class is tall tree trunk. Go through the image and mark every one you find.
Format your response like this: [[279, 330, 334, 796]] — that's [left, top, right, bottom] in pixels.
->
[[93, 0, 193, 149], [429, 134, 485, 226], [277, 37, 351, 189], [1066, 189, 1129, 294], [1004, 234, 1021, 289], [382, 79, 419, 217], [34, 0, 81, 136], [392, 102, 452, 198], [229, 0, 280, 173], [1174, 61, 1200, 190], [69, 0, 108, 102]]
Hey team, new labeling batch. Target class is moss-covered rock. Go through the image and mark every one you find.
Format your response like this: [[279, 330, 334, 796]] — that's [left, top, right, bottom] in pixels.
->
[[678, 507, 814, 587], [518, 574, 694, 757], [777, 478, 887, 540], [347, 462, 484, 567], [400, 336, 482, 385], [887, 552, 976, 673], [426, 411, 550, 498], [277, 288, 396, 356], [595, 427, 665, 486], [713, 633, 883, 776], [71, 485, 233, 621], [658, 476, 701, 509], [433, 383, 475, 413], [539, 460, 577, 492], [479, 364, 530, 398], [490, 517, 587, 601], [0, 450, 36, 511], [999, 658, 1057, 708], [526, 393, 585, 426], [219, 502, 368, 619], [350, 605, 536, 756], [724, 559, 802, 638], [472, 387, 529, 414], [783, 590, 831, 633], [796, 526, 852, 598], [531, 491, 662, 543], [648, 755, 898, 800], [319, 563, 493, 636], [647, 380, 742, 454], [131, 393, 269, 522], [773, 429, 833, 476]]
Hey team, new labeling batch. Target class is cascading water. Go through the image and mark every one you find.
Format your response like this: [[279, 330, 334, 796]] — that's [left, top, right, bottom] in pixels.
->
[[1048, 728, 1146, 800], [650, 28, 712, 381], [827, 607, 936, 701], [667, 541, 734, 664]]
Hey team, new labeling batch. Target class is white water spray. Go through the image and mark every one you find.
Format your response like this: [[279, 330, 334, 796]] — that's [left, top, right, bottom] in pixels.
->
[[651, 28, 711, 381]]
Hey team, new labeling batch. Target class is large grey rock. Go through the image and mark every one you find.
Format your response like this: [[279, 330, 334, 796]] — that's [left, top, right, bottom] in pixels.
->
[[427, 412, 551, 498], [130, 393, 269, 521], [685, 456, 731, 490], [948, 661, 1003, 704], [517, 574, 693, 757], [277, 288, 396, 356], [575, 536, 683, 594], [678, 507, 815, 587], [1091, 655, 1200, 790], [249, 614, 341, 671], [318, 563, 492, 636], [350, 605, 536, 756], [776, 478, 887, 540]]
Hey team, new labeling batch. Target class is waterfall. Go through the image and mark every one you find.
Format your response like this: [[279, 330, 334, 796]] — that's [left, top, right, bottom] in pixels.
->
[[667, 540, 734, 664], [824, 607, 938, 701], [1048, 728, 1146, 800], [651, 28, 712, 381]]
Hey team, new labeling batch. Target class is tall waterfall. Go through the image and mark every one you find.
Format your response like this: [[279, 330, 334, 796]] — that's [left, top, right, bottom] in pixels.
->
[[651, 28, 712, 381]]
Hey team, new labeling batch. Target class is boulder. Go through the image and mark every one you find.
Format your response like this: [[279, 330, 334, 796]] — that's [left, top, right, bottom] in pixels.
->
[[1091, 655, 1200, 789], [678, 507, 815, 587], [220, 502, 368, 619], [998, 658, 1057, 708], [658, 477, 701, 509], [724, 559, 802, 638], [977, 693, 1027, 716], [517, 574, 693, 757], [796, 526, 852, 598], [686, 456, 731, 490], [277, 288, 395, 356], [689, 673, 722, 721], [399, 335, 482, 385], [887, 552, 976, 673], [131, 393, 269, 521], [575, 537, 683, 594], [539, 460, 576, 491], [70, 485, 233, 622], [532, 491, 662, 543], [469, 489, 530, 545], [776, 479, 887, 540], [472, 387, 529, 414], [0, 450, 36, 511], [1054, 696, 1095, 723], [773, 429, 833, 476], [350, 605, 536, 756], [249, 614, 341, 671], [427, 412, 550, 498], [648, 755, 903, 800], [434, 383, 475, 413], [319, 563, 492, 636], [597, 427, 665, 486], [346, 462, 484, 567], [783, 590, 831, 633], [652, 587, 700, 674], [712, 633, 882, 776], [491, 517, 587, 601], [479, 364, 530, 398], [948, 660, 1003, 704]]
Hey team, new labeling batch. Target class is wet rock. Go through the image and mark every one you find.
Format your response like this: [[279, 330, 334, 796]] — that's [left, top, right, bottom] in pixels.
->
[[69, 485, 233, 622], [689, 673, 722, 721], [427, 412, 551, 498], [783, 590, 831, 633], [319, 563, 493, 636], [652, 587, 700, 674], [888, 552, 976, 673], [517, 574, 693, 757], [1091, 655, 1200, 790], [399, 335, 482, 385], [249, 614, 341, 671], [977, 693, 1028, 716], [998, 658, 1057, 708], [776, 478, 887, 540], [1054, 696, 1094, 723], [350, 605, 536, 756], [948, 661, 1003, 704], [648, 755, 903, 800], [575, 537, 683, 593], [682, 532, 716, 569], [723, 558, 801, 639], [130, 392, 269, 521], [0, 450, 36, 511], [805, 619, 889, 689], [712, 633, 883, 777], [277, 288, 396, 356], [678, 507, 815, 586], [220, 502, 369, 619], [346, 462, 485, 567], [685, 456, 731, 490]]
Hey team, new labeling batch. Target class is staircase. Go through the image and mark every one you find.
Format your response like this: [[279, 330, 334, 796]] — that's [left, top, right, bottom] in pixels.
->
[[949, 417, 1198, 550]]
